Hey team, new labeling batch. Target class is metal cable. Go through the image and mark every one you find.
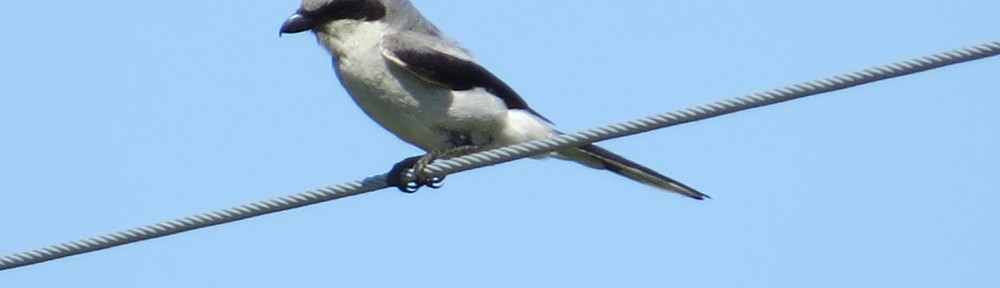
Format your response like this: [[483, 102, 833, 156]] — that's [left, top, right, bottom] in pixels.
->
[[2, 41, 998, 271]]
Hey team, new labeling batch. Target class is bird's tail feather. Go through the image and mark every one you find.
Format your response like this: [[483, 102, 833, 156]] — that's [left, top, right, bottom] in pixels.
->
[[555, 144, 707, 200]]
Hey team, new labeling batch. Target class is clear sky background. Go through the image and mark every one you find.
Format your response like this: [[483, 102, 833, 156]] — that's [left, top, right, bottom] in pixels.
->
[[2, 0, 999, 287]]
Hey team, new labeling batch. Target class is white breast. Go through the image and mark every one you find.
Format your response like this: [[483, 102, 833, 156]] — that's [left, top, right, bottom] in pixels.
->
[[314, 21, 522, 151]]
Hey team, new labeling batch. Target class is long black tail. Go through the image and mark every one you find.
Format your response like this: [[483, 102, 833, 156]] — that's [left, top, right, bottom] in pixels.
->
[[556, 144, 708, 200]]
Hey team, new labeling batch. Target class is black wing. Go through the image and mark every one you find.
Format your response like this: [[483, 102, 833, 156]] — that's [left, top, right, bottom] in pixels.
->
[[381, 33, 548, 122]]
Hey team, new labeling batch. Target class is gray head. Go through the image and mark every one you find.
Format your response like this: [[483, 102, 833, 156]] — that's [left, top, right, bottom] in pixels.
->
[[280, 0, 440, 35]]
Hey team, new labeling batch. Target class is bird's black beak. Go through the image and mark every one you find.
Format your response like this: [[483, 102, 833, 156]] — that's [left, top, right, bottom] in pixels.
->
[[280, 13, 315, 35]]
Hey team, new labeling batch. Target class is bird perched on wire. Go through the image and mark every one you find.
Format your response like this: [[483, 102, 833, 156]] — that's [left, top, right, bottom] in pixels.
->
[[279, 0, 707, 199]]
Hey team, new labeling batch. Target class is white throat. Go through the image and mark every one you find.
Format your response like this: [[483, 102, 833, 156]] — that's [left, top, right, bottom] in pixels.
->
[[313, 20, 391, 61]]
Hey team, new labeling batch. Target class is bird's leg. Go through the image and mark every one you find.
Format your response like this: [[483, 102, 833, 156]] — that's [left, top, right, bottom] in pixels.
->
[[410, 151, 447, 189], [386, 145, 482, 193], [387, 155, 425, 193], [411, 145, 483, 189]]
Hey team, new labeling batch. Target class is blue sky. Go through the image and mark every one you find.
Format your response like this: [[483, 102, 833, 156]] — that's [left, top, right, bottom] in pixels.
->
[[2, 0, 999, 287]]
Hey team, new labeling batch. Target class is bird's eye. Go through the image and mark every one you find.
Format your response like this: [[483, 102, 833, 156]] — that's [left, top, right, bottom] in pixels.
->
[[301, 0, 385, 22]]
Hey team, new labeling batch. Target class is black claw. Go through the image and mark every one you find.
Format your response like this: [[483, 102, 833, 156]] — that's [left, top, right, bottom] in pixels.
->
[[387, 156, 423, 193], [402, 182, 422, 193], [425, 176, 445, 189], [387, 147, 474, 193]]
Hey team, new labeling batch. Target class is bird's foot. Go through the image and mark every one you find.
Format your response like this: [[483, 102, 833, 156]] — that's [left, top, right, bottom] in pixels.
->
[[387, 154, 440, 193], [387, 153, 446, 193], [386, 146, 482, 193]]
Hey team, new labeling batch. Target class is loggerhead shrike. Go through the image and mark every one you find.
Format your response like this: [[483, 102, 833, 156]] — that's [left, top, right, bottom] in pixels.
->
[[280, 0, 707, 199]]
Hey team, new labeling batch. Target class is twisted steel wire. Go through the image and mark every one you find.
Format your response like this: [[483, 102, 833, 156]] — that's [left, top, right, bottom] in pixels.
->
[[2, 41, 997, 271]]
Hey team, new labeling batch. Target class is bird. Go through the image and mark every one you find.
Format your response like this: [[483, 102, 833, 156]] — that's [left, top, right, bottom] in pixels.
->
[[279, 0, 707, 199]]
